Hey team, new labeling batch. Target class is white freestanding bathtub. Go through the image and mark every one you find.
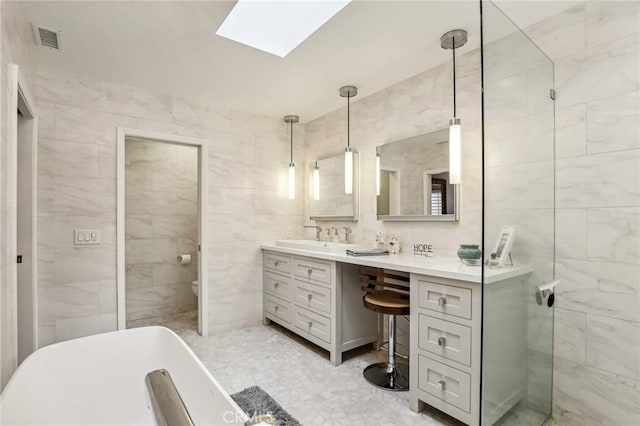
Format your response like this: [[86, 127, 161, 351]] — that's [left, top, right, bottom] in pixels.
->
[[0, 327, 248, 426]]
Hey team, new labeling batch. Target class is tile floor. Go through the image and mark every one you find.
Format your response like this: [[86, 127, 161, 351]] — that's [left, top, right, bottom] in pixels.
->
[[127, 309, 199, 330], [131, 312, 459, 425], [130, 312, 548, 426]]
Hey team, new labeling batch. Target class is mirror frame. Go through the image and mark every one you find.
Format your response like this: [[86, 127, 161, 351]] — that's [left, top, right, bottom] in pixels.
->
[[309, 152, 359, 222], [376, 130, 460, 222]]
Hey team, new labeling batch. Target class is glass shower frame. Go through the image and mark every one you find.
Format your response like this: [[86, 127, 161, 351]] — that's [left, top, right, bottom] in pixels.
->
[[480, 1, 556, 425]]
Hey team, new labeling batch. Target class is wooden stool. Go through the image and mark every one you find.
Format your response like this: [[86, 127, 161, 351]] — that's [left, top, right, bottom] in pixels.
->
[[360, 267, 410, 391]]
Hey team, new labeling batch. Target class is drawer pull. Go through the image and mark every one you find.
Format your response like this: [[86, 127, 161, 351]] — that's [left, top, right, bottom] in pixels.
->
[[438, 336, 447, 347], [438, 297, 447, 307], [308, 321, 313, 328], [274, 261, 279, 266], [274, 282, 279, 288], [307, 268, 313, 275], [438, 380, 446, 391], [274, 306, 279, 311], [307, 294, 313, 301]]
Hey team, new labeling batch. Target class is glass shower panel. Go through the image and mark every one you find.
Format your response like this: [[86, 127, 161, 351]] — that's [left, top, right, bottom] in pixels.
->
[[481, 1, 555, 425]]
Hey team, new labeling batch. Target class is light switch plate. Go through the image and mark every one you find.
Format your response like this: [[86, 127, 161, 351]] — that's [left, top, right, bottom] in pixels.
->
[[74, 229, 101, 245]]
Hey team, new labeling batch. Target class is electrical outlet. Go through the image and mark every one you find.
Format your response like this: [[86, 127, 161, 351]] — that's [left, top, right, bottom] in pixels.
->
[[74, 229, 101, 245], [286, 226, 293, 238]]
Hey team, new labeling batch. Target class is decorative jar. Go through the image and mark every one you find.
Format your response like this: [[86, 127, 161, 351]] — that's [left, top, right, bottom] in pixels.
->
[[457, 244, 481, 266]]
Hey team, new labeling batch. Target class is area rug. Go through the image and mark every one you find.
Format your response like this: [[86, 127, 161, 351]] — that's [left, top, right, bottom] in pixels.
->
[[231, 386, 301, 426]]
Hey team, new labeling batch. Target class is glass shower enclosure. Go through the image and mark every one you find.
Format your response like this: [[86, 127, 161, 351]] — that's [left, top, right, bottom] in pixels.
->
[[481, 1, 555, 425]]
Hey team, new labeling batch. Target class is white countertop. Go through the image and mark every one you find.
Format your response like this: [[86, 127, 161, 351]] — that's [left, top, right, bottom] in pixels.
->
[[261, 243, 532, 284]]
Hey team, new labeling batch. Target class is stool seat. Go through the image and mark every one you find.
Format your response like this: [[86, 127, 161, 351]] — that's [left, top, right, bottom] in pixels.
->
[[363, 293, 410, 316]]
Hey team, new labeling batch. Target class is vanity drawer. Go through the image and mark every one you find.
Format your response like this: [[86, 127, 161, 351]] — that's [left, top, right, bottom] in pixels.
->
[[264, 294, 292, 324], [419, 314, 471, 366], [293, 306, 331, 344], [294, 280, 331, 315], [418, 355, 471, 413], [264, 253, 292, 275], [293, 257, 332, 285], [418, 281, 472, 320], [264, 271, 292, 299]]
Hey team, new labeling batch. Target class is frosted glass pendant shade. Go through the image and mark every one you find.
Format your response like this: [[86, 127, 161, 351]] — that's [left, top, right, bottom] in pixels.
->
[[313, 163, 320, 200], [449, 118, 461, 184], [344, 148, 353, 194], [288, 163, 295, 199]]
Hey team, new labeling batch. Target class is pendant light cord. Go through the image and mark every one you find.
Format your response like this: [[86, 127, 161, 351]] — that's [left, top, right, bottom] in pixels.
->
[[347, 95, 350, 149], [452, 36, 457, 117], [290, 121, 294, 164]]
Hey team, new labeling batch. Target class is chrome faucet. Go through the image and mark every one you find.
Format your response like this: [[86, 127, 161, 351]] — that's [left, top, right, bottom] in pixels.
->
[[303, 225, 323, 241], [342, 227, 352, 243]]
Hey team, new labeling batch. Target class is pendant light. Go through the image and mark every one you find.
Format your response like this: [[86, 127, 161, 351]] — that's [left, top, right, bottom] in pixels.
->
[[375, 153, 381, 196], [339, 85, 357, 194], [313, 161, 320, 201], [441, 29, 467, 185], [284, 115, 299, 199]]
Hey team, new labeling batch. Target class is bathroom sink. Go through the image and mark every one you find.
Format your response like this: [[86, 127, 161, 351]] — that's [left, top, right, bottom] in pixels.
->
[[275, 239, 362, 253]]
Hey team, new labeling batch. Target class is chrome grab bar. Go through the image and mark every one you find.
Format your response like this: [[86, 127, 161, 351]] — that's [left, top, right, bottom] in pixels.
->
[[145, 369, 194, 426]]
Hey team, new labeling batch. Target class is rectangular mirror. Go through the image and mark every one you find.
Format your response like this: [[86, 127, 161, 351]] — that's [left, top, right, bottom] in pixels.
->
[[377, 129, 459, 222], [309, 152, 359, 221]]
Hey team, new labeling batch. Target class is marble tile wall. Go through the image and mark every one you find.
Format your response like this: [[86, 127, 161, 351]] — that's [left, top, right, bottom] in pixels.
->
[[0, 0, 37, 389], [524, 2, 640, 424], [124, 140, 198, 325], [35, 68, 306, 344]]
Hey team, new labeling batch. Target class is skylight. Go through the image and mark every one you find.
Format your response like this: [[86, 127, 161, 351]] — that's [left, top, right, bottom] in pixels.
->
[[216, 0, 351, 58]]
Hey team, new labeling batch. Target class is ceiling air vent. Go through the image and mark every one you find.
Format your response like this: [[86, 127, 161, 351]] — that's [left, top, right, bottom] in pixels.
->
[[32, 23, 62, 51]]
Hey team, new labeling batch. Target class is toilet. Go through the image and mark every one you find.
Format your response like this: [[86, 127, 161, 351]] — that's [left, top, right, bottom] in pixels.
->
[[191, 280, 198, 297]]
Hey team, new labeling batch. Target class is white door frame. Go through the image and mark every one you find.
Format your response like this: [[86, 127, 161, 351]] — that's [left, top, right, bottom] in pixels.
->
[[423, 168, 448, 215], [116, 127, 209, 336], [381, 166, 401, 216], [9, 65, 39, 363]]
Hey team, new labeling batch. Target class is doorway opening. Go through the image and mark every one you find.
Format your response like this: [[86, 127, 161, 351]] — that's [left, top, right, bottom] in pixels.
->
[[377, 168, 401, 216], [116, 128, 208, 336], [15, 69, 38, 364]]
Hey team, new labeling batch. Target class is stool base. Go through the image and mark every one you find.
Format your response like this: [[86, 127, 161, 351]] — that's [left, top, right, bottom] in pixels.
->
[[363, 362, 409, 392]]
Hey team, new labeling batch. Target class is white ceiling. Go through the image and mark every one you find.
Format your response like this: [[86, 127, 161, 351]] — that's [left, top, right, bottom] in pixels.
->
[[19, 1, 577, 122]]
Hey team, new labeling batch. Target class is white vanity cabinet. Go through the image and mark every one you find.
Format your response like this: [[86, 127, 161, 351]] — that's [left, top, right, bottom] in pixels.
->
[[262, 250, 378, 365], [409, 272, 530, 426], [262, 244, 532, 425], [409, 274, 482, 426]]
